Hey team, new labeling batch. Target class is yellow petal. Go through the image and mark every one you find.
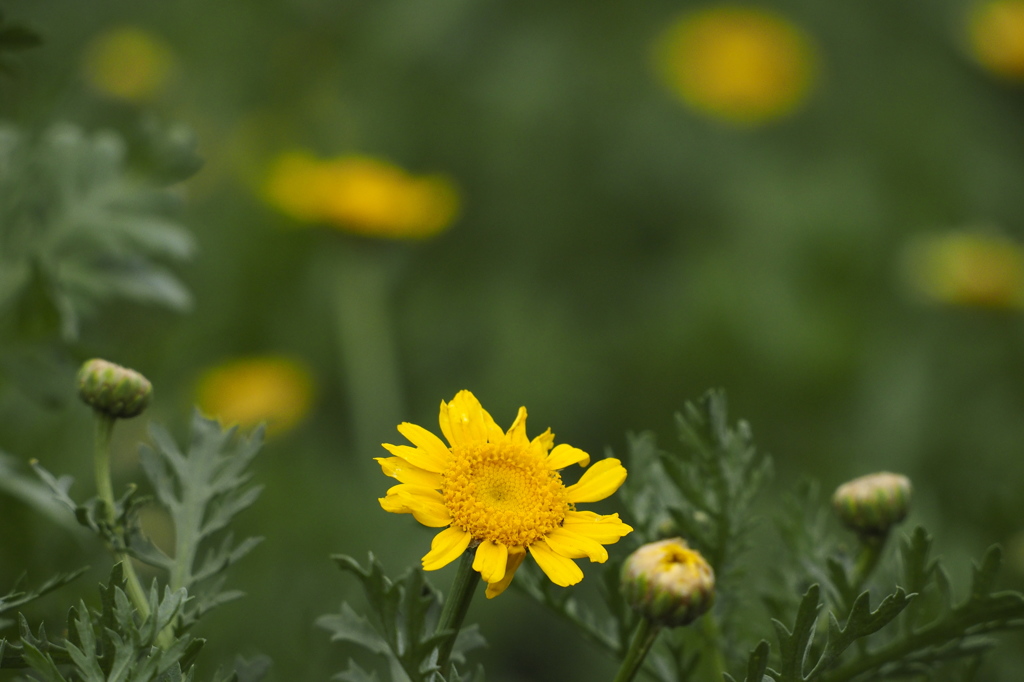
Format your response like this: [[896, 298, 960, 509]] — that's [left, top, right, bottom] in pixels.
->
[[546, 443, 591, 470], [440, 390, 500, 446], [505, 406, 530, 448], [485, 547, 527, 599], [381, 443, 446, 474], [529, 540, 584, 587], [397, 422, 451, 467], [375, 457, 442, 488], [531, 428, 555, 454], [544, 527, 609, 563], [381, 484, 451, 527], [422, 527, 472, 571], [563, 511, 634, 544], [565, 458, 627, 503], [472, 540, 508, 584]]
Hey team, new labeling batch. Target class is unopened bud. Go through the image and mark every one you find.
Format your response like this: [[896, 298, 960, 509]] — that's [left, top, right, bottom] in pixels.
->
[[77, 359, 152, 419], [621, 538, 715, 627], [832, 472, 912, 536]]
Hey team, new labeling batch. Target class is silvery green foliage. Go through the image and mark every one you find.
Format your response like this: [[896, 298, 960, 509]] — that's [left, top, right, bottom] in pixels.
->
[[0, 121, 198, 342], [31, 412, 264, 636], [135, 411, 265, 632], [0, 570, 86, 632], [319, 554, 485, 682]]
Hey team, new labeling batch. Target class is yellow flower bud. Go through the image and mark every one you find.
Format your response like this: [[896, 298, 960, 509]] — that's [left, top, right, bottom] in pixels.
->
[[621, 538, 715, 627], [833, 472, 912, 536], [77, 359, 152, 419]]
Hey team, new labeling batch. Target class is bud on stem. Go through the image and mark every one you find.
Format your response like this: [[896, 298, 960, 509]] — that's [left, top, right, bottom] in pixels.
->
[[78, 359, 152, 419], [833, 472, 912, 537], [621, 538, 716, 628]]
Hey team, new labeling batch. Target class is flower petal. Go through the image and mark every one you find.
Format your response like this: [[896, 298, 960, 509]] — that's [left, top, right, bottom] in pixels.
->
[[381, 443, 446, 474], [422, 527, 472, 571], [546, 443, 590, 471], [375, 457, 442, 488], [531, 428, 555, 454], [544, 527, 609, 563], [439, 390, 501, 446], [529, 540, 584, 587], [485, 547, 527, 599], [562, 511, 634, 545], [565, 458, 628, 503], [505, 406, 530, 448], [379, 484, 451, 527], [472, 540, 508, 584], [397, 422, 451, 466]]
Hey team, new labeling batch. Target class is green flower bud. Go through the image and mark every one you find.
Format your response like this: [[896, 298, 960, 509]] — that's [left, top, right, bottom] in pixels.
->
[[77, 359, 152, 419], [832, 472, 912, 536], [621, 538, 715, 627]]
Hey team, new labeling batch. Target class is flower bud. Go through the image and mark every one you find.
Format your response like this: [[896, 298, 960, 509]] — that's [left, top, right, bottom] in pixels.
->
[[77, 359, 152, 419], [832, 472, 912, 536], [621, 538, 715, 627]]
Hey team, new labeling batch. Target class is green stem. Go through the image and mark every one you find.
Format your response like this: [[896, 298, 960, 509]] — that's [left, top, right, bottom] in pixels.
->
[[330, 238, 405, 464], [851, 532, 888, 592], [434, 548, 482, 677], [92, 415, 157, 632], [700, 614, 726, 682], [612, 618, 662, 682]]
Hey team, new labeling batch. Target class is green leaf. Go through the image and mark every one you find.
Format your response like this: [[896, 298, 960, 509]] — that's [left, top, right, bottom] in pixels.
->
[[772, 584, 822, 682], [318, 604, 390, 655], [727, 640, 771, 682]]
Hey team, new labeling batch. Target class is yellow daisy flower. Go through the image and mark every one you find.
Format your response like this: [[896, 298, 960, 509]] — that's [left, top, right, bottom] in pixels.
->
[[378, 390, 632, 598]]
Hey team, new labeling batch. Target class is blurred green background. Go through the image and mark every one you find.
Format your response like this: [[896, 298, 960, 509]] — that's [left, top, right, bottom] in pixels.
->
[[3, 0, 1024, 679]]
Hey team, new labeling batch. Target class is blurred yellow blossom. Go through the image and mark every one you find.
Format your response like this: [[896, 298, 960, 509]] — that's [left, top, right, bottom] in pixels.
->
[[83, 26, 175, 101], [653, 7, 817, 125], [969, 0, 1024, 79], [263, 151, 459, 239], [197, 356, 314, 436], [904, 231, 1024, 309]]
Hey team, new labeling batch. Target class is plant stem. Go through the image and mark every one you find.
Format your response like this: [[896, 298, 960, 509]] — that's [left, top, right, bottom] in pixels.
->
[[434, 547, 482, 677], [851, 532, 888, 592], [329, 238, 405, 465], [92, 415, 153, 626], [612, 618, 662, 682]]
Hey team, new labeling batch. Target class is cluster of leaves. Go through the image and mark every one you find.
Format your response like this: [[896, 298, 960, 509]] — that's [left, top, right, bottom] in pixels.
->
[[32, 412, 265, 638], [318, 554, 485, 682], [1, 564, 266, 682], [733, 527, 1024, 682]]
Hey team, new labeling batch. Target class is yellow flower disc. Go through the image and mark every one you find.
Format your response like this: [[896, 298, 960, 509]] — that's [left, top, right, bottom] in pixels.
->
[[378, 390, 633, 597], [654, 6, 817, 125], [969, 0, 1024, 79], [197, 356, 314, 435], [443, 441, 568, 548], [83, 26, 175, 101]]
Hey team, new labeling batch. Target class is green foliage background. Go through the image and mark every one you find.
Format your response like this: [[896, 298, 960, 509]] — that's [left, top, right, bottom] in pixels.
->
[[2, 0, 1024, 680]]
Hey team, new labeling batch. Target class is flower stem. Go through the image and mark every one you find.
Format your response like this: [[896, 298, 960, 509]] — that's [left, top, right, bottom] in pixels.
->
[[92, 415, 154, 629], [329, 238, 405, 464], [700, 614, 726, 681], [852, 531, 888, 592], [613, 618, 662, 682], [434, 547, 482, 677]]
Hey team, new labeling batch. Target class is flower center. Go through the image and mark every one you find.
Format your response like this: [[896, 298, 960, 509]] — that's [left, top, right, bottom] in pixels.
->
[[442, 441, 568, 547]]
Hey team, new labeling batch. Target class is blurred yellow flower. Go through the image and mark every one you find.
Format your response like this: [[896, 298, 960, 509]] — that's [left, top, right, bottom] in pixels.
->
[[904, 231, 1024, 309], [197, 356, 314, 435], [263, 151, 459, 239], [969, 0, 1024, 79], [83, 26, 175, 101], [653, 7, 817, 125]]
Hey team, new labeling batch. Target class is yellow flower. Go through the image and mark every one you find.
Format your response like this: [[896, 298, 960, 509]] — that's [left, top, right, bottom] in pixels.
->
[[83, 26, 175, 101], [263, 151, 459, 239], [653, 7, 816, 125], [378, 390, 632, 598], [197, 356, 314, 435], [904, 231, 1024, 309], [969, 0, 1024, 79]]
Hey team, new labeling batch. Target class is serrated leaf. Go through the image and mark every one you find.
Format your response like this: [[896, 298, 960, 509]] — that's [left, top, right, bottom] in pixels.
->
[[773, 584, 822, 682], [317, 604, 390, 655], [335, 660, 380, 682]]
